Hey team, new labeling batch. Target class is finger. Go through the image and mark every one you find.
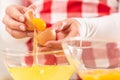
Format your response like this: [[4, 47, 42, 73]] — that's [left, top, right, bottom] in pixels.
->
[[60, 19, 72, 31], [63, 19, 81, 38], [65, 24, 80, 39], [6, 5, 26, 22], [39, 47, 61, 52], [44, 40, 62, 49], [27, 4, 37, 11], [65, 30, 79, 39], [52, 21, 63, 31], [3, 15, 26, 31], [24, 5, 37, 18], [39, 47, 47, 51], [39, 47, 52, 52], [56, 32, 66, 40], [52, 19, 72, 31], [6, 27, 28, 39]]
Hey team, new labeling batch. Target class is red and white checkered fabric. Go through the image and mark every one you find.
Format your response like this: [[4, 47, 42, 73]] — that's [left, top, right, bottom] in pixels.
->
[[22, 0, 118, 27], [81, 41, 120, 68]]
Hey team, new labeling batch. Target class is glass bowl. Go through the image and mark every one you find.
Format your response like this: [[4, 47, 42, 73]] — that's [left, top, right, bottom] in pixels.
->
[[1, 49, 75, 80], [62, 37, 120, 80]]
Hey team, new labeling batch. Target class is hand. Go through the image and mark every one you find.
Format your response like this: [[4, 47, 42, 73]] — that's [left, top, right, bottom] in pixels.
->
[[54, 18, 80, 39], [2, 4, 36, 38], [40, 18, 81, 51]]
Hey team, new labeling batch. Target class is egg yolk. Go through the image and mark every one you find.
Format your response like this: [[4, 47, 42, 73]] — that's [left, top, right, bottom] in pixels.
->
[[32, 18, 46, 31]]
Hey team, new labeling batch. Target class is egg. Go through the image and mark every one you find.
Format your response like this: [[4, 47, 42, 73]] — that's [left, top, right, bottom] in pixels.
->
[[24, 9, 35, 31], [24, 9, 56, 45], [37, 28, 56, 46]]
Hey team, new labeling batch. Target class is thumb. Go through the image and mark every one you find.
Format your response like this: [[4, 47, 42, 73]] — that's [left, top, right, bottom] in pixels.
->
[[27, 4, 37, 11], [52, 21, 65, 32], [52, 19, 72, 32]]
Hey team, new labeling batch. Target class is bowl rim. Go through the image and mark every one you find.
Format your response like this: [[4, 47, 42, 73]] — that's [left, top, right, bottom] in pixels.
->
[[0, 48, 64, 56], [62, 36, 120, 49], [62, 36, 120, 43]]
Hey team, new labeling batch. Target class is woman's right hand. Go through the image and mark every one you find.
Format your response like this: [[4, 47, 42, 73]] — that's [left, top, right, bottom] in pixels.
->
[[40, 18, 81, 51], [2, 4, 35, 38]]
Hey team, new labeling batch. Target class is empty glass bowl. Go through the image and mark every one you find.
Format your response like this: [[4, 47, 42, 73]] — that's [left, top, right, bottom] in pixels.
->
[[1, 49, 75, 80], [62, 37, 120, 80]]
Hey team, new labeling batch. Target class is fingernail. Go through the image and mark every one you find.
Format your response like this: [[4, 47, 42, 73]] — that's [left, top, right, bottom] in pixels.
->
[[19, 15, 24, 22], [20, 25, 26, 31]]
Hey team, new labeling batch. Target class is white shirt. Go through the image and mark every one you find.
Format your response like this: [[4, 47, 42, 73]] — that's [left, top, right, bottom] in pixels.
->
[[76, 12, 120, 41]]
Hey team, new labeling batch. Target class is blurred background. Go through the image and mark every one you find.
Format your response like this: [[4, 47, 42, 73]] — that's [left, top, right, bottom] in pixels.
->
[[0, 0, 15, 79], [0, 0, 28, 79]]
